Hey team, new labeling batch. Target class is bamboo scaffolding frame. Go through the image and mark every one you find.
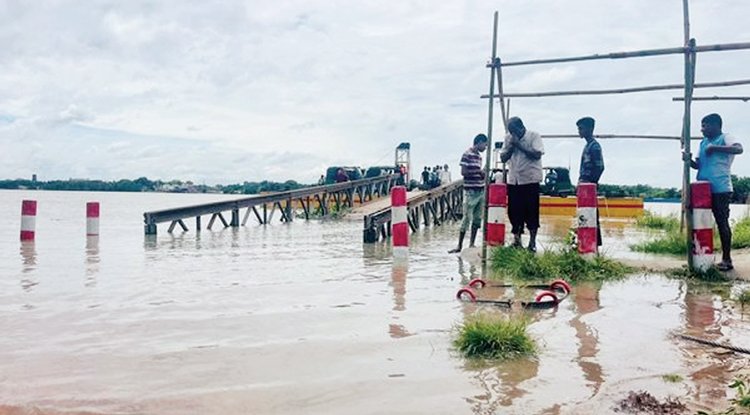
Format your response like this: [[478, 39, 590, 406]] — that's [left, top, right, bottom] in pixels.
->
[[480, 11, 499, 263], [540, 134, 701, 140], [487, 42, 750, 68], [481, 79, 750, 99], [482, 0, 748, 272]]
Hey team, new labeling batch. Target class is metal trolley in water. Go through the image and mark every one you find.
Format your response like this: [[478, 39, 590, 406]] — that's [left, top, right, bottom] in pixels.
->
[[456, 278, 571, 309]]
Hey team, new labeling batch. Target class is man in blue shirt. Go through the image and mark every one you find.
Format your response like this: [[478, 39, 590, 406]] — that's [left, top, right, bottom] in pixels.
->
[[685, 113, 744, 271]]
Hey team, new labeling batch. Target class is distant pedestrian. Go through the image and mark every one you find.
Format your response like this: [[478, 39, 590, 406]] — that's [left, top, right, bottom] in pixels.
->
[[449, 133, 488, 253], [685, 113, 744, 271], [398, 164, 407, 186], [335, 168, 349, 183], [440, 164, 452, 185], [421, 167, 430, 188], [318, 175, 325, 186], [577, 116, 604, 247], [500, 117, 544, 252]]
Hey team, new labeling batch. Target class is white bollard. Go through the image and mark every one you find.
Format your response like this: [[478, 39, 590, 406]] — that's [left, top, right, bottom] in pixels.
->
[[87, 202, 100, 236], [20, 200, 37, 241], [576, 183, 597, 258], [391, 186, 408, 257], [691, 181, 713, 272], [486, 183, 507, 246]]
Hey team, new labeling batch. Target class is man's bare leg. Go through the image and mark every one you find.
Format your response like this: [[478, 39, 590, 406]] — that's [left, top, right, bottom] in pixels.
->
[[448, 230, 466, 253]]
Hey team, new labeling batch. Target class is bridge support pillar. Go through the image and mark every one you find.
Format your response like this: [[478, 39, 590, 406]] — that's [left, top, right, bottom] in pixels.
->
[[145, 223, 157, 235], [231, 209, 240, 227], [363, 227, 378, 243]]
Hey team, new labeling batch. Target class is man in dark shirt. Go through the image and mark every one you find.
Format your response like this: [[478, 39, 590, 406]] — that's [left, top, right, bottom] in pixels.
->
[[577, 117, 604, 247], [449, 133, 488, 253]]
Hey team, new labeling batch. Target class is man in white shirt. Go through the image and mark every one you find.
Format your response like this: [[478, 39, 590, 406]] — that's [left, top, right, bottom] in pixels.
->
[[499, 117, 545, 252]]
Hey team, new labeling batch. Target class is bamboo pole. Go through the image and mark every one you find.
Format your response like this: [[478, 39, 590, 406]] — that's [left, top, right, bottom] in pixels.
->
[[481, 12, 499, 264], [673, 96, 750, 102], [481, 79, 750, 99], [490, 42, 750, 67], [681, 0, 696, 271], [540, 134, 702, 140], [495, 59, 508, 131]]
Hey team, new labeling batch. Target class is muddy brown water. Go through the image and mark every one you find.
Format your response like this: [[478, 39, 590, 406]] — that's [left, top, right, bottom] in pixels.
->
[[0, 190, 749, 414]]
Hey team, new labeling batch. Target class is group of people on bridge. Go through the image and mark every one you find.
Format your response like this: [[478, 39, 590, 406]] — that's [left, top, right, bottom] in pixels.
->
[[421, 165, 451, 190], [448, 114, 743, 272]]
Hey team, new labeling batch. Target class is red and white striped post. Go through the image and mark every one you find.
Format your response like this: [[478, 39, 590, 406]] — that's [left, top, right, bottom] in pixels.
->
[[20, 200, 37, 241], [391, 186, 408, 256], [87, 202, 100, 236], [577, 183, 598, 258], [486, 183, 507, 246], [691, 181, 713, 272]]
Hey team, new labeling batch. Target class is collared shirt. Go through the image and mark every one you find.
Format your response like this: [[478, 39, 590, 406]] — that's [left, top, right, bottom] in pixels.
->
[[697, 133, 738, 193], [499, 130, 544, 185], [460, 147, 484, 190], [579, 139, 604, 184]]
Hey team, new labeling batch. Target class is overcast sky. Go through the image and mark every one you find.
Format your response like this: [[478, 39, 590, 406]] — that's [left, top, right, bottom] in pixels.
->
[[1, 0, 749, 187]]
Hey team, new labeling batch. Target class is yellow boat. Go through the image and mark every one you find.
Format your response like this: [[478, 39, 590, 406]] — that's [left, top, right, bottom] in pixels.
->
[[540, 195, 644, 218]]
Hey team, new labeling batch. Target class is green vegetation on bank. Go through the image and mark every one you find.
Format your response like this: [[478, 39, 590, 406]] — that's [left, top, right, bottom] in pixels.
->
[[598, 175, 750, 203], [453, 314, 535, 360], [2, 174, 749, 200], [631, 211, 750, 255], [635, 210, 680, 232], [698, 376, 750, 415], [0, 177, 311, 194], [489, 244, 634, 282]]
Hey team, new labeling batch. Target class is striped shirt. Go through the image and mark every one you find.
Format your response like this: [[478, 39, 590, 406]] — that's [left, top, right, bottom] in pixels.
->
[[460, 147, 484, 190]]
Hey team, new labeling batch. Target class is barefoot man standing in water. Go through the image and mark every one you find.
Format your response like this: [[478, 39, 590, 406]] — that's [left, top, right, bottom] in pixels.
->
[[449, 134, 488, 253]]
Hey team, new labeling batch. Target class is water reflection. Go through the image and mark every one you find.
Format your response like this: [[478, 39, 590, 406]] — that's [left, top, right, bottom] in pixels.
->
[[682, 280, 734, 407], [85, 236, 100, 286], [457, 257, 481, 285], [571, 281, 604, 397], [19, 241, 38, 292], [389, 257, 413, 339], [465, 353, 540, 413]]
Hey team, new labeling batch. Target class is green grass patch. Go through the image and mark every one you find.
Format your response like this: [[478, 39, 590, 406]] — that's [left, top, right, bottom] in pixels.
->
[[666, 265, 732, 282], [661, 374, 683, 383], [636, 209, 680, 231], [630, 230, 687, 256], [699, 376, 750, 415], [733, 214, 750, 249], [489, 245, 634, 282], [454, 313, 535, 360], [630, 212, 750, 255], [736, 289, 750, 307]]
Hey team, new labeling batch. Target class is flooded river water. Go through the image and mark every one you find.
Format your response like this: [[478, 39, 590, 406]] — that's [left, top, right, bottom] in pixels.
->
[[0, 189, 749, 414]]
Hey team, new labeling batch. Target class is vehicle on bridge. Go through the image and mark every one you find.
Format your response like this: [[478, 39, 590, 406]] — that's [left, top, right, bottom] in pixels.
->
[[324, 166, 363, 184], [540, 166, 575, 197]]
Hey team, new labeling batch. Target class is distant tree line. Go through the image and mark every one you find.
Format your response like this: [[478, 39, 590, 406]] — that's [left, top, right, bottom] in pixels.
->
[[0, 177, 312, 194], [217, 180, 309, 194], [0, 175, 747, 203], [598, 175, 750, 203]]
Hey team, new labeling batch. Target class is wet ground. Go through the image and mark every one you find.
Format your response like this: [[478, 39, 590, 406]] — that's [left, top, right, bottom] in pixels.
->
[[1, 191, 749, 415]]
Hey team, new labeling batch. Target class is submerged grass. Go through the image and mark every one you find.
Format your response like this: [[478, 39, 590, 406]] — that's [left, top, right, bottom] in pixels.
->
[[737, 289, 750, 307], [489, 245, 634, 282], [636, 209, 680, 232], [661, 374, 683, 383], [631, 212, 750, 255], [453, 313, 535, 360], [666, 265, 732, 282]]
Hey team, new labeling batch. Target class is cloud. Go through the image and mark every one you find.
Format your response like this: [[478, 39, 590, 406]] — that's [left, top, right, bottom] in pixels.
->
[[0, 0, 748, 188]]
